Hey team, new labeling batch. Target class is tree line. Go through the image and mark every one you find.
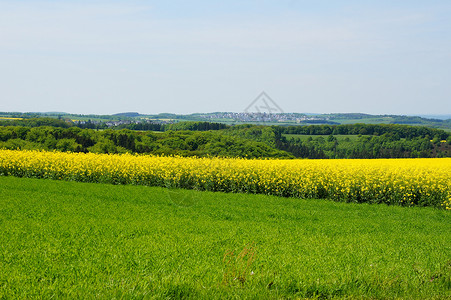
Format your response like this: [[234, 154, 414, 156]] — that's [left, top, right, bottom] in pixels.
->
[[0, 121, 450, 159], [0, 118, 229, 132], [278, 123, 449, 140], [0, 126, 291, 159], [275, 134, 450, 159]]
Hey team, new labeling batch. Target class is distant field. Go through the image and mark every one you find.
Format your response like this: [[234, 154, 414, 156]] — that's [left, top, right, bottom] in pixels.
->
[[0, 117, 23, 120], [334, 117, 395, 124], [0, 176, 450, 299]]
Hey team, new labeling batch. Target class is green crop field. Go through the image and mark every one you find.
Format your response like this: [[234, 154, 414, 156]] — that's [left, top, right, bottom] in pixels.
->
[[0, 176, 450, 299]]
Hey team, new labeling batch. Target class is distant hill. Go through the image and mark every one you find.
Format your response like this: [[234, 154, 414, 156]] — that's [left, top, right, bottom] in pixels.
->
[[1, 111, 450, 129], [417, 115, 451, 120], [112, 112, 141, 117]]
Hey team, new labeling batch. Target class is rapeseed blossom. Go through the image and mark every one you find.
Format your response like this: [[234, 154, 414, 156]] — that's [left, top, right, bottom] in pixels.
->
[[0, 149, 450, 209]]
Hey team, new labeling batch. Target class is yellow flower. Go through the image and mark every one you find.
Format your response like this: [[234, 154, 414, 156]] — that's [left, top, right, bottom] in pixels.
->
[[0, 149, 450, 208]]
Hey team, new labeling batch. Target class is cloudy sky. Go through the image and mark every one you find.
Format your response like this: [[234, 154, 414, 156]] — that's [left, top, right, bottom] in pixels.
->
[[1, 0, 450, 115]]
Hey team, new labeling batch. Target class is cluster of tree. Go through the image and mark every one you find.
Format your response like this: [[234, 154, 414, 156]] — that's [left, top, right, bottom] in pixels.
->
[[221, 125, 277, 147], [165, 121, 228, 131], [217, 125, 450, 159], [0, 118, 229, 132], [276, 134, 450, 159], [0, 118, 71, 128], [0, 126, 292, 159], [279, 124, 449, 140], [99, 122, 164, 131], [1, 121, 450, 159], [77, 120, 228, 131]]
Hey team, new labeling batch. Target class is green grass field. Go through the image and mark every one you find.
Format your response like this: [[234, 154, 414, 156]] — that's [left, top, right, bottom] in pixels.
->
[[334, 117, 395, 125], [0, 176, 450, 299]]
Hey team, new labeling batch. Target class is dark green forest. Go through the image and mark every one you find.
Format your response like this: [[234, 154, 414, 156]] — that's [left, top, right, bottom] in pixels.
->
[[0, 119, 450, 159], [0, 126, 291, 158]]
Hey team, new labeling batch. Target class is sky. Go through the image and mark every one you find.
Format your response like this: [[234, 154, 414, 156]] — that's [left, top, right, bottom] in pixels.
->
[[1, 0, 450, 115]]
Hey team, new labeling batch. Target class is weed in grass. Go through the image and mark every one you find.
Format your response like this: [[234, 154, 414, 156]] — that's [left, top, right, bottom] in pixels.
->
[[222, 243, 256, 286], [428, 260, 451, 285]]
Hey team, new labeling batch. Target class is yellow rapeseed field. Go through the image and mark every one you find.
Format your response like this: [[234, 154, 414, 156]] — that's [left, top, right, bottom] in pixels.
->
[[0, 149, 450, 209], [0, 117, 23, 120]]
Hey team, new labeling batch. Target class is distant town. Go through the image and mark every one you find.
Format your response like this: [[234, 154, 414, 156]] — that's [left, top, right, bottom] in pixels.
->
[[1, 111, 450, 130]]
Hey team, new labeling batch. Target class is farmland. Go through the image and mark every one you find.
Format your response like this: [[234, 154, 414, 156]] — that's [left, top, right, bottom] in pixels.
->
[[3, 0, 451, 298], [0, 176, 450, 298], [1, 149, 450, 209], [2, 111, 451, 129], [1, 124, 450, 298]]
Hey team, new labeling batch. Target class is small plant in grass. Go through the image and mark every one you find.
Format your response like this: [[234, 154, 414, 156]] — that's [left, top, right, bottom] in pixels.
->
[[222, 243, 256, 286], [429, 260, 451, 284]]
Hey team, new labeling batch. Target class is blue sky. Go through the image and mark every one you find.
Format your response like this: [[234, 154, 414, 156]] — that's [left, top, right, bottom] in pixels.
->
[[1, 0, 450, 115]]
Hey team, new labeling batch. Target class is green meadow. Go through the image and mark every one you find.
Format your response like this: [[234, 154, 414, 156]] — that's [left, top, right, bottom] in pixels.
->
[[0, 176, 450, 299]]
